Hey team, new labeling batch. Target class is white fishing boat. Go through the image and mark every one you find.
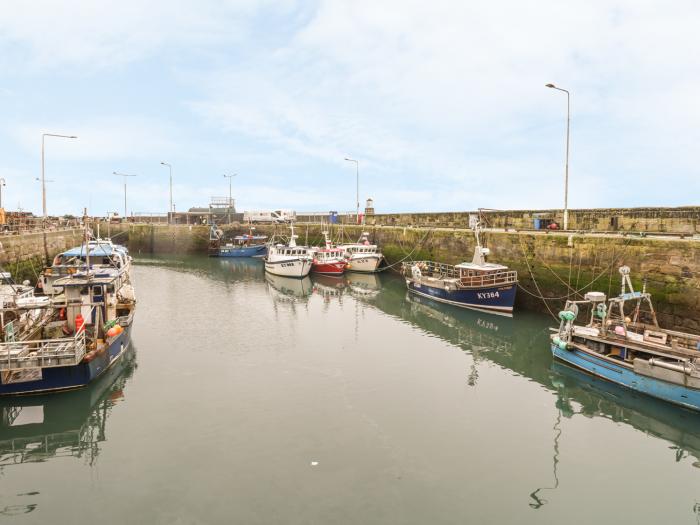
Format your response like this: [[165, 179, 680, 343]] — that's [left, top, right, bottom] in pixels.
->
[[263, 225, 313, 278], [339, 232, 383, 273]]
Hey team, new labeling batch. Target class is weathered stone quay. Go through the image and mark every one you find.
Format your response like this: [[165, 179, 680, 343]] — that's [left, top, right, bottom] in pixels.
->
[[2, 207, 699, 332], [112, 214, 700, 333]]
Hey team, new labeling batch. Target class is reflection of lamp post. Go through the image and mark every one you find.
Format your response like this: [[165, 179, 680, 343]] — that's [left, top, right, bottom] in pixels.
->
[[223, 173, 236, 224], [0, 178, 5, 209], [160, 161, 173, 223], [113, 172, 137, 218], [545, 83, 570, 230], [344, 157, 359, 222]]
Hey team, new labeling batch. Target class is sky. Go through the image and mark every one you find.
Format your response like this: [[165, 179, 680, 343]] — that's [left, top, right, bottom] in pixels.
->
[[1, 0, 699, 217]]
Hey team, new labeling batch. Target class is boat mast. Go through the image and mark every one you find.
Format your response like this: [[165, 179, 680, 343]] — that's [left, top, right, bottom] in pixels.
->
[[471, 221, 488, 266], [289, 223, 297, 248]]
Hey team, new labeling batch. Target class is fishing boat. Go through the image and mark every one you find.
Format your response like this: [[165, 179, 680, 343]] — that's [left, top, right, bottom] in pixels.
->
[[217, 234, 268, 257], [338, 232, 383, 273], [212, 221, 268, 258], [310, 232, 348, 276], [551, 266, 700, 412], [0, 227, 137, 396], [402, 225, 517, 315], [263, 224, 313, 278]]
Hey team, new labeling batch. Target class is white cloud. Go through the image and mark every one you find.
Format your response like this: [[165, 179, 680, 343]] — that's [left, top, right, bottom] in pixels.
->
[[1, 1, 699, 214], [0, 0, 294, 70], [9, 117, 176, 161], [188, 0, 700, 210]]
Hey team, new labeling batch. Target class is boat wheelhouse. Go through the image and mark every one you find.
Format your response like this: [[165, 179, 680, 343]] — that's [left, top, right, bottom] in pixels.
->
[[403, 226, 517, 315], [263, 225, 313, 278], [0, 266, 136, 396], [40, 240, 131, 296], [338, 232, 383, 273], [551, 266, 700, 412]]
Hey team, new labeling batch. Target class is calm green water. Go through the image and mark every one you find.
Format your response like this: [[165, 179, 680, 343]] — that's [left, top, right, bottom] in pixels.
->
[[1, 255, 699, 524]]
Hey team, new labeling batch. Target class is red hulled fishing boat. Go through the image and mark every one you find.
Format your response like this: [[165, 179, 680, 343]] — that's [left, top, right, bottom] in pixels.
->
[[311, 232, 348, 276]]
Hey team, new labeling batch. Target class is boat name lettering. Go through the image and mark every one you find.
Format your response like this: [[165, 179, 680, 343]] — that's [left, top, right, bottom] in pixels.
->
[[477, 291, 500, 299]]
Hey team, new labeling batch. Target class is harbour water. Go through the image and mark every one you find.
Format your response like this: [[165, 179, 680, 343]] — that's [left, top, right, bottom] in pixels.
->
[[1, 256, 699, 524]]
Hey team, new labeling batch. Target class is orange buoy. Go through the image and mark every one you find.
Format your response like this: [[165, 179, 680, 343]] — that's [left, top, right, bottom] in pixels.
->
[[75, 313, 85, 333]]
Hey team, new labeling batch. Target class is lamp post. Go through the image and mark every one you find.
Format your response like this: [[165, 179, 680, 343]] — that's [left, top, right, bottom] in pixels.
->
[[113, 172, 137, 219], [160, 161, 173, 224], [223, 173, 236, 224], [545, 83, 570, 230], [344, 157, 359, 223], [41, 132, 77, 263], [0, 178, 5, 209]]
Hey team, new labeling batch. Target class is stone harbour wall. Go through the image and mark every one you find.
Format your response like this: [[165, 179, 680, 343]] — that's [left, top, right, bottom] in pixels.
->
[[248, 224, 700, 332], [360, 207, 700, 234], [0, 229, 85, 283], [6, 221, 699, 332]]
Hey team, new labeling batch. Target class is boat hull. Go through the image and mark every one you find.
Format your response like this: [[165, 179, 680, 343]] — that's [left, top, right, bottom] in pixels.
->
[[217, 244, 267, 258], [406, 280, 516, 315], [0, 326, 132, 396], [347, 255, 382, 273], [311, 261, 347, 275], [264, 258, 312, 278], [551, 344, 700, 412]]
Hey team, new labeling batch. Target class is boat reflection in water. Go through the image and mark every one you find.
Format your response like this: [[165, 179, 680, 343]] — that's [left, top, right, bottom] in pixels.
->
[[403, 293, 515, 386], [372, 281, 700, 509], [0, 345, 136, 469], [265, 273, 313, 303], [217, 257, 265, 281], [551, 362, 700, 466], [345, 272, 381, 299], [311, 274, 347, 303]]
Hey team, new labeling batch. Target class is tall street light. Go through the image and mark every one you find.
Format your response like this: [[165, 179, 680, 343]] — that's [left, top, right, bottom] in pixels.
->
[[546, 83, 571, 230], [41, 132, 77, 263], [41, 133, 77, 219], [113, 172, 137, 219], [223, 173, 236, 224], [0, 178, 5, 209], [160, 161, 173, 224], [344, 157, 359, 223]]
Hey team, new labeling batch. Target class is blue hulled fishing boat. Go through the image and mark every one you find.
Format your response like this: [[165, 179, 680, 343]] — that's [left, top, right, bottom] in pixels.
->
[[403, 225, 517, 316], [218, 234, 268, 257], [551, 266, 700, 412], [209, 224, 268, 257], [0, 228, 136, 396]]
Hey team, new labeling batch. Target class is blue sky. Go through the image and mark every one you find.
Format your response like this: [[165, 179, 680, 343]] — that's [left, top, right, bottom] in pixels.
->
[[1, 0, 699, 216]]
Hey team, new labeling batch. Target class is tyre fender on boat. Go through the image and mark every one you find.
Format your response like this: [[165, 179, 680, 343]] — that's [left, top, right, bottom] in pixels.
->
[[411, 265, 422, 280]]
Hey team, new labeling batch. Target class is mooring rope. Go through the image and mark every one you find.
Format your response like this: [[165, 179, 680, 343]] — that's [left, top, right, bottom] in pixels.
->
[[377, 227, 435, 272]]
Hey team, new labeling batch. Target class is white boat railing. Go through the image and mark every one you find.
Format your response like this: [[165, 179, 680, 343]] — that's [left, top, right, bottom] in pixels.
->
[[0, 330, 87, 371], [406, 260, 518, 288]]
